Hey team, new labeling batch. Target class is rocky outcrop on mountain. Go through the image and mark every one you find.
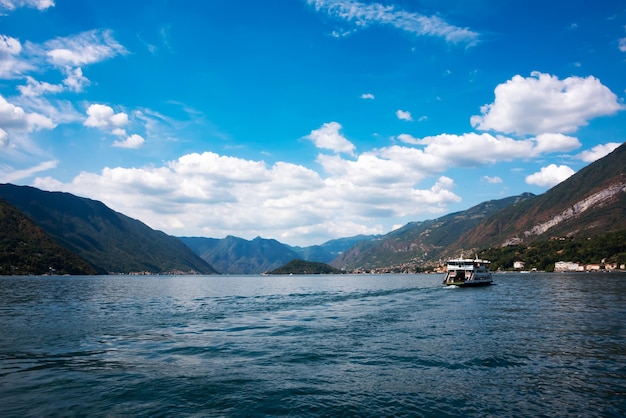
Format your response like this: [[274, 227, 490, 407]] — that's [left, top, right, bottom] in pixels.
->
[[521, 182, 625, 239]]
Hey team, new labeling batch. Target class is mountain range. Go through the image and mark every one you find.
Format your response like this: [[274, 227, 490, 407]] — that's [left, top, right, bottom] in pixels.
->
[[332, 141, 625, 271], [330, 193, 535, 271], [179, 234, 378, 274], [0, 141, 624, 275]]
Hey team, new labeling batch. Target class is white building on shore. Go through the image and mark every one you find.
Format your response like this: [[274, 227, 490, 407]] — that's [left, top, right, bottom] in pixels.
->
[[554, 261, 584, 272]]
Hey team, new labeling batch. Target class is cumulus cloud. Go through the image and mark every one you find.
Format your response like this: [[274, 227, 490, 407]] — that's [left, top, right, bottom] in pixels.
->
[[361, 93, 375, 99], [307, 0, 479, 45], [396, 109, 412, 121], [84, 103, 129, 130], [0, 0, 54, 11], [43, 29, 127, 67], [471, 72, 624, 135], [525, 164, 575, 187], [305, 121, 356, 155], [576, 142, 621, 163], [532, 133, 581, 154], [113, 134, 145, 149], [83, 104, 148, 148], [406, 131, 580, 167]]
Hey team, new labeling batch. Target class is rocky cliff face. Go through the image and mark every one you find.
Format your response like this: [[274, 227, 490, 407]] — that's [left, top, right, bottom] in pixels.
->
[[519, 182, 626, 242]]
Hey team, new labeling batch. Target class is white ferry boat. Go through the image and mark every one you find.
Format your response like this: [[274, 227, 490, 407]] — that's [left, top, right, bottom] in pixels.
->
[[443, 256, 493, 287]]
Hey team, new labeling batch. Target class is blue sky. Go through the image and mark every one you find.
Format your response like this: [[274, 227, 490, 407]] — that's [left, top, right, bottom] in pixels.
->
[[1, 0, 625, 246]]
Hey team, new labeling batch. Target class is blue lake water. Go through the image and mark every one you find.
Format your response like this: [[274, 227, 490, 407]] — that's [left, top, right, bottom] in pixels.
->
[[1, 272, 625, 417]]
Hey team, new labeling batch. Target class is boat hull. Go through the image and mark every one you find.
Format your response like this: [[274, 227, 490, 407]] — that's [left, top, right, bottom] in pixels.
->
[[446, 280, 492, 287]]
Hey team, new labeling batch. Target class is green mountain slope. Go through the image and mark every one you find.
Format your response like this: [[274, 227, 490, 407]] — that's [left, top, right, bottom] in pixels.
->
[[0, 184, 218, 275], [0, 199, 97, 275], [331, 193, 534, 270]]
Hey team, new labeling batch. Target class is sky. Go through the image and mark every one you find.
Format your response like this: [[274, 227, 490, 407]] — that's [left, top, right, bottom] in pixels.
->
[[1, 0, 625, 246]]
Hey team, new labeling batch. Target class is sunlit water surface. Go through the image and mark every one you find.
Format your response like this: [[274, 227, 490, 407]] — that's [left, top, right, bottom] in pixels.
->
[[1, 273, 625, 417]]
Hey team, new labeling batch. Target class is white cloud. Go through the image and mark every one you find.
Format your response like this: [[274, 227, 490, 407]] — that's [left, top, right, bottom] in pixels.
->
[[307, 0, 479, 45], [83, 104, 148, 148], [396, 133, 423, 145], [17, 68, 89, 97], [390, 131, 583, 174], [43, 29, 127, 67], [17, 76, 63, 97], [471, 72, 624, 135], [0, 159, 57, 183], [576, 142, 622, 163], [13, 94, 83, 125], [396, 109, 412, 121], [532, 133, 581, 154], [84, 103, 129, 130], [0, 95, 56, 162], [483, 176, 502, 184], [62, 67, 90, 92], [316, 152, 420, 185], [111, 127, 126, 137], [619, 38, 626, 52], [525, 164, 575, 187], [0, 35, 32, 78], [0, 0, 54, 11], [113, 134, 145, 149], [360, 93, 375, 99], [418, 133, 528, 166], [305, 121, 356, 155], [0, 94, 54, 131]]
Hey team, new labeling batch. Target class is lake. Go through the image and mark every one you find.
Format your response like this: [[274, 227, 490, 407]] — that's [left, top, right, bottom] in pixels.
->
[[1, 272, 625, 417]]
